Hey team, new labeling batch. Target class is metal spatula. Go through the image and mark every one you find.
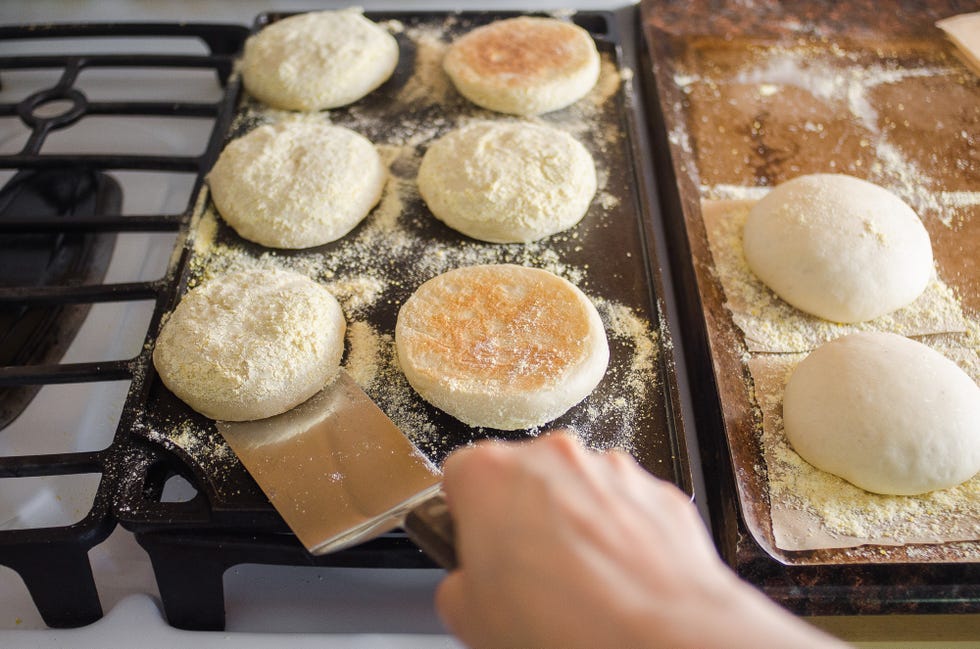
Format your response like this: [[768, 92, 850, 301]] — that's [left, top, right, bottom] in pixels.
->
[[216, 369, 456, 569]]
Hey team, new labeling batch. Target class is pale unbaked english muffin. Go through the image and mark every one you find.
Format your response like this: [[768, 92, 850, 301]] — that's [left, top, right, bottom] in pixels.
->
[[783, 332, 980, 496], [417, 121, 597, 243], [742, 173, 934, 323], [208, 120, 386, 249], [241, 9, 399, 111], [395, 264, 609, 430], [153, 269, 346, 422], [443, 16, 600, 115]]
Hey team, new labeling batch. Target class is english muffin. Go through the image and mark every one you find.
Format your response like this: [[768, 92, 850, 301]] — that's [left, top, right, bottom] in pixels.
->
[[443, 16, 600, 115], [742, 174, 933, 323], [208, 120, 386, 249], [242, 9, 398, 111], [153, 269, 346, 422], [417, 121, 596, 243], [395, 264, 608, 430]]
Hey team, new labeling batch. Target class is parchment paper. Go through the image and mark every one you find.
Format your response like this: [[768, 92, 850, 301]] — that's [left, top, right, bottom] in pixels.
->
[[701, 199, 969, 353], [701, 198, 980, 552], [746, 347, 980, 552]]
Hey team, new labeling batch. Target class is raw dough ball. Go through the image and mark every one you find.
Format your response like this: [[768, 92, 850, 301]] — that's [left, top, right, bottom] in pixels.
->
[[395, 264, 609, 430], [417, 121, 597, 243], [241, 9, 398, 111], [742, 173, 934, 323], [783, 331, 980, 495], [208, 121, 385, 249], [153, 269, 346, 422], [443, 16, 600, 115]]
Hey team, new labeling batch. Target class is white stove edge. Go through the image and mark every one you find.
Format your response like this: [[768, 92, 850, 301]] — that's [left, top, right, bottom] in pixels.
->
[[1, 595, 462, 649]]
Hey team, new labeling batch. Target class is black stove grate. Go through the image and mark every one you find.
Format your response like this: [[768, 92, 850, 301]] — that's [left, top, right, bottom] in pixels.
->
[[0, 167, 120, 427], [0, 21, 248, 628]]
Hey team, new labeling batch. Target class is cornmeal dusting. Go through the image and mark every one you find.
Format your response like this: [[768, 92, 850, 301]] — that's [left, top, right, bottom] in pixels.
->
[[749, 352, 980, 550], [138, 14, 665, 477]]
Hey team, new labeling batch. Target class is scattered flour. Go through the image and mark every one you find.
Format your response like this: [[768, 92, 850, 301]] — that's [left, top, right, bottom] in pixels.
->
[[671, 35, 980, 558], [145, 15, 668, 476]]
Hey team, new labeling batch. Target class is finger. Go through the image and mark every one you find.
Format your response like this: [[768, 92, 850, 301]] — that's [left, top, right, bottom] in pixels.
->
[[434, 570, 465, 634], [440, 440, 499, 510], [540, 426, 581, 442], [439, 440, 518, 573], [435, 569, 495, 649], [442, 438, 508, 481], [534, 428, 591, 465]]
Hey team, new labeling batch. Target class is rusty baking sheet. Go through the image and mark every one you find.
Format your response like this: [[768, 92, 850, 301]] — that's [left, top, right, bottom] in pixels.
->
[[113, 10, 691, 534], [640, 0, 979, 582]]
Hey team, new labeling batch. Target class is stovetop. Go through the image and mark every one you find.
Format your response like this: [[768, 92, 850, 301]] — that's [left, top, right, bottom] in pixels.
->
[[0, 2, 662, 648], [5, 2, 977, 647]]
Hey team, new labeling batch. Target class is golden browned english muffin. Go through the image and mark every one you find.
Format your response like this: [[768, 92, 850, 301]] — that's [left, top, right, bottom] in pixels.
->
[[443, 16, 600, 115], [395, 264, 608, 430]]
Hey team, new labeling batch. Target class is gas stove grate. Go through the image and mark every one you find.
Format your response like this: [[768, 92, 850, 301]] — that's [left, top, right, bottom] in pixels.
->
[[0, 21, 247, 628]]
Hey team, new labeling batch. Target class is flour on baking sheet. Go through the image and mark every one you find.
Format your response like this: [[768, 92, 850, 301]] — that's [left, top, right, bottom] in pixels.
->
[[671, 36, 980, 556], [700, 199, 968, 353], [748, 345, 980, 552]]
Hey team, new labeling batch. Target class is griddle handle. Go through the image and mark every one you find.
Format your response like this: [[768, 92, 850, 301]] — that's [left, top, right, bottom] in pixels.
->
[[404, 491, 457, 570]]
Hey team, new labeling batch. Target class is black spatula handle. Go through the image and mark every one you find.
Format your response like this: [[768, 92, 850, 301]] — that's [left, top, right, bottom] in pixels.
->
[[404, 491, 457, 570]]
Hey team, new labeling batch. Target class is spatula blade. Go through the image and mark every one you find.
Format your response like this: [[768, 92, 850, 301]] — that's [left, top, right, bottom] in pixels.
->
[[217, 369, 442, 555]]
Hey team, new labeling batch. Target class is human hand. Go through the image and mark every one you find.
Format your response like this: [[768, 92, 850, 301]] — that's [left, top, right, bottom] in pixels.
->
[[435, 432, 846, 649]]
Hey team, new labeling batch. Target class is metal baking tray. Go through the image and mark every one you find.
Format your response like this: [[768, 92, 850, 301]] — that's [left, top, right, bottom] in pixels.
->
[[640, 0, 980, 614], [113, 9, 692, 543]]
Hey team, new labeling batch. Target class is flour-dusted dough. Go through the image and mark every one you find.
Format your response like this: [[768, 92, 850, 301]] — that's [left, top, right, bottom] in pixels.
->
[[783, 331, 980, 496], [153, 269, 346, 422], [443, 16, 600, 115], [417, 121, 597, 243], [241, 9, 398, 111], [208, 120, 386, 249], [742, 174, 934, 323], [395, 264, 609, 430]]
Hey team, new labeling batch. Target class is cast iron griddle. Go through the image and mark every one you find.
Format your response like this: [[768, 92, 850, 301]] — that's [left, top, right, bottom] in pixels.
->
[[112, 10, 692, 538]]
